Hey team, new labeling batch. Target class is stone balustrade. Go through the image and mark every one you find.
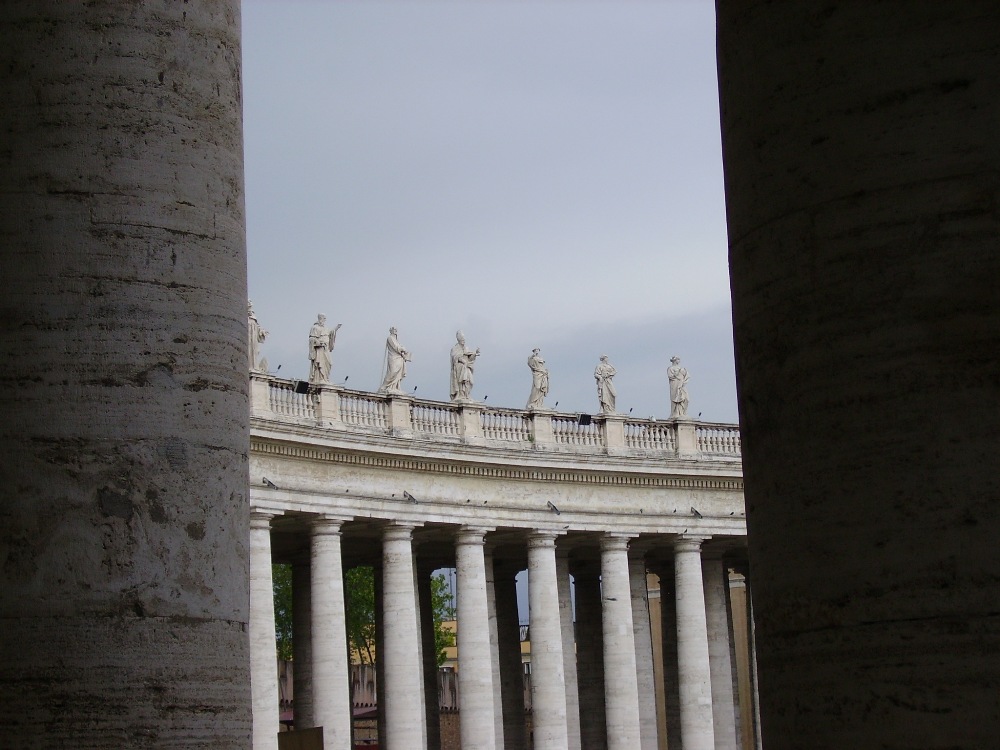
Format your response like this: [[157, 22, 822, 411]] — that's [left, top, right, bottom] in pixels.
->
[[251, 372, 741, 461]]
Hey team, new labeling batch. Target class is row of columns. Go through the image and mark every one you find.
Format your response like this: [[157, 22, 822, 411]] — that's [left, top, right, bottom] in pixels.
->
[[250, 512, 745, 750]]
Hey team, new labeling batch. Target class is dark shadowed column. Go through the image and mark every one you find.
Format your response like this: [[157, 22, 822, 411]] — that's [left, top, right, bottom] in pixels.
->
[[717, 2, 1000, 747], [0, 1, 249, 746]]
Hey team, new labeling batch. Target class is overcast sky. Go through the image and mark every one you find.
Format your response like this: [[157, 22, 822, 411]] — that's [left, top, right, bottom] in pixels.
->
[[242, 0, 738, 423]]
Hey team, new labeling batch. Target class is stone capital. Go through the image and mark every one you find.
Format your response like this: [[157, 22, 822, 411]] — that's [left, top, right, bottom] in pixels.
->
[[527, 530, 561, 548], [250, 510, 276, 529], [674, 535, 709, 554], [600, 532, 635, 553], [456, 526, 494, 546], [382, 522, 419, 543], [311, 515, 350, 535]]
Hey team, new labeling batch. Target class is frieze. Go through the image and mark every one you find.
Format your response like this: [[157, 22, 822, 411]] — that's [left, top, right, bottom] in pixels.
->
[[250, 438, 744, 492]]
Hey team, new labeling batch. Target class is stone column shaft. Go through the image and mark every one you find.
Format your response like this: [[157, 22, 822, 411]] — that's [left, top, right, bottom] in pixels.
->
[[629, 556, 658, 750], [457, 528, 498, 750], [495, 563, 529, 750], [0, 3, 250, 745], [485, 550, 506, 750], [573, 565, 607, 750], [653, 563, 681, 750], [311, 518, 352, 748], [417, 565, 442, 750], [527, 532, 569, 750], [703, 554, 739, 750], [601, 535, 642, 750], [557, 552, 582, 750], [250, 513, 280, 750], [674, 537, 715, 750], [382, 524, 427, 750]]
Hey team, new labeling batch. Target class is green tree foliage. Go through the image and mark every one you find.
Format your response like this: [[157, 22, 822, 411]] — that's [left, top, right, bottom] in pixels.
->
[[430, 573, 457, 666], [345, 566, 377, 664], [272, 563, 293, 661], [272, 563, 459, 668]]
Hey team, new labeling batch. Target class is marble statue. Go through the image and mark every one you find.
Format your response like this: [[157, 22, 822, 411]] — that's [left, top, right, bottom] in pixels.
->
[[248, 300, 267, 372], [449, 331, 480, 401], [378, 327, 411, 394], [308, 314, 341, 384], [526, 348, 549, 409], [668, 356, 690, 418], [594, 355, 617, 413]]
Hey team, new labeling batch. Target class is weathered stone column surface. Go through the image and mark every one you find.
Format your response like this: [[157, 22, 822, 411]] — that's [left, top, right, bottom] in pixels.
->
[[674, 537, 715, 750], [600, 535, 641, 750], [717, 3, 1000, 747], [556, 552, 582, 750], [628, 556, 658, 750], [250, 513, 280, 750], [702, 554, 738, 750], [456, 527, 498, 750], [381, 524, 427, 750], [573, 564, 607, 750], [311, 518, 352, 748], [0, 2, 249, 746], [494, 563, 529, 750], [527, 532, 569, 750]]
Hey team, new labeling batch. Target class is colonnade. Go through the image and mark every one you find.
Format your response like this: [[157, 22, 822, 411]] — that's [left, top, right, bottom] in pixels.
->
[[249, 513, 749, 750]]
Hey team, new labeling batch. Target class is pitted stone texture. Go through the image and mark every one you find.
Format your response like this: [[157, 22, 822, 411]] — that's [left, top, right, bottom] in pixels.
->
[[718, 2, 1000, 747], [0, 1, 249, 745]]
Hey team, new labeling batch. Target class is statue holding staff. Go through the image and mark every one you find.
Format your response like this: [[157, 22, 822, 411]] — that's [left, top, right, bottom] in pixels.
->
[[450, 330, 480, 401], [308, 314, 341, 384]]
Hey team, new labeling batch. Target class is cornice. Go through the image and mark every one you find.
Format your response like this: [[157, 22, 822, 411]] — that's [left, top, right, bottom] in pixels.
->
[[250, 436, 744, 492]]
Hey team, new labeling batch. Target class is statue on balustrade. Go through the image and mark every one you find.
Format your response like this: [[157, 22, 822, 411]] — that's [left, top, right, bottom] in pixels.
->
[[526, 348, 549, 409], [594, 355, 617, 413], [378, 326, 411, 394], [450, 330, 480, 401], [308, 314, 342, 384], [668, 355, 690, 418], [248, 299, 268, 372]]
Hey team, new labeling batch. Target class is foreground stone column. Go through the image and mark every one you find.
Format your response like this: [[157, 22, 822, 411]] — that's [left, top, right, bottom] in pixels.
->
[[311, 517, 352, 747], [674, 537, 715, 750], [703, 552, 738, 750], [527, 532, 569, 750], [601, 535, 641, 750], [0, 3, 250, 745], [629, 555, 658, 750], [718, 3, 1000, 748], [556, 551, 582, 750], [250, 512, 280, 750], [456, 527, 498, 750], [382, 524, 427, 750]]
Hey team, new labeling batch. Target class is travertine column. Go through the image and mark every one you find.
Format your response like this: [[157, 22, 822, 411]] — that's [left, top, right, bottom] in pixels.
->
[[574, 563, 607, 750], [600, 535, 641, 750], [292, 555, 314, 728], [674, 537, 715, 750], [0, 3, 250, 745], [382, 524, 427, 750], [702, 552, 738, 750], [719, 4, 1000, 748], [527, 532, 569, 750], [250, 512, 280, 750], [556, 551, 582, 750], [495, 562, 529, 750], [311, 517, 352, 747], [651, 562, 681, 750], [457, 527, 498, 750], [629, 556, 658, 750], [484, 549, 506, 750], [416, 563, 442, 750]]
